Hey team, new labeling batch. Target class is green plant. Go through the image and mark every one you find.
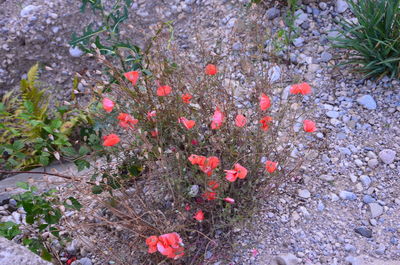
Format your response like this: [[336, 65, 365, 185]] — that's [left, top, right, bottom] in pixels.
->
[[70, 0, 143, 75], [333, 0, 400, 79], [0, 182, 82, 261], [0, 64, 91, 170], [0, 221, 21, 240]]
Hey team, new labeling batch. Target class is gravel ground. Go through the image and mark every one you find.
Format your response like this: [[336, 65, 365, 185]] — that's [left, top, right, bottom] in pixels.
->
[[1, 0, 399, 264]]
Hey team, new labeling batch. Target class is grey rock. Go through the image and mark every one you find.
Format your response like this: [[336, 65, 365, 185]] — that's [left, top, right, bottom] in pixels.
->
[[320, 52, 332, 62], [69, 46, 84, 57], [363, 195, 376, 204], [72, 258, 92, 265], [339, 191, 357, 200], [20, 5, 41, 18], [354, 227, 372, 238], [272, 253, 298, 265], [326, 110, 339, 118], [294, 10, 308, 26], [319, 2, 328, 10], [266, 7, 280, 20], [335, 0, 349, 13], [369, 203, 383, 218], [268, 66, 281, 83], [298, 189, 311, 199], [232, 42, 242, 51], [378, 149, 396, 164], [344, 244, 356, 252], [338, 147, 351, 155], [357, 95, 377, 110], [375, 244, 386, 255], [292, 37, 304, 47], [368, 159, 379, 168], [360, 175, 372, 187], [317, 201, 325, 211], [0, 237, 52, 265], [319, 174, 334, 181], [188, 185, 199, 197]]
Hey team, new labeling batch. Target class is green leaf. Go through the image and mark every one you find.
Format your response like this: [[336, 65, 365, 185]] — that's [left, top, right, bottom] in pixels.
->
[[12, 140, 25, 151], [91, 185, 104, 194], [74, 159, 90, 171], [64, 197, 82, 210], [41, 248, 52, 261], [24, 101, 34, 113], [78, 145, 90, 156], [50, 119, 62, 129], [60, 146, 77, 157], [39, 156, 50, 166], [0, 222, 21, 240], [16, 182, 30, 190]]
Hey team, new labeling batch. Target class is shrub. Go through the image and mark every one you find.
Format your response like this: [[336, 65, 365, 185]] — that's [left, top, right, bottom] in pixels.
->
[[333, 0, 400, 79], [0, 64, 92, 170], [70, 25, 318, 263]]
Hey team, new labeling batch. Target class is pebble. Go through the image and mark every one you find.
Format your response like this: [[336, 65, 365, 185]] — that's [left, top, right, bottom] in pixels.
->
[[339, 191, 357, 200], [326, 110, 339, 118], [375, 243, 386, 255], [378, 149, 396, 164], [354, 227, 372, 238], [335, 0, 349, 13], [367, 159, 379, 168], [69, 46, 84, 57], [265, 7, 280, 20], [298, 189, 311, 199], [273, 253, 298, 265], [20, 5, 41, 18], [317, 201, 325, 211], [319, 174, 334, 181], [293, 37, 304, 47], [363, 195, 376, 204], [268, 66, 281, 83], [320, 52, 332, 62], [357, 95, 377, 110], [344, 244, 356, 252], [319, 2, 328, 10], [72, 258, 92, 265], [369, 203, 383, 218], [359, 175, 371, 187]]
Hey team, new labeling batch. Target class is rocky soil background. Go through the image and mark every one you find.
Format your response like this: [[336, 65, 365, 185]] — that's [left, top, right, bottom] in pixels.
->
[[0, 0, 399, 264]]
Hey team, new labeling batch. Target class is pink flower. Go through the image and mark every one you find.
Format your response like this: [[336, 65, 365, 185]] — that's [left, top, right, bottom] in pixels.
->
[[157, 85, 172, 96], [194, 210, 204, 221], [265, 161, 277, 173], [290, 82, 311, 95], [102, 98, 114, 113], [124, 71, 139, 86], [151, 129, 158, 137], [205, 64, 217, 75], [260, 93, 271, 111], [202, 191, 217, 201], [147, 110, 156, 121], [178, 117, 196, 130], [182, 94, 192, 104], [303, 120, 316, 132], [260, 116, 273, 131], [211, 107, 224, 130], [156, 233, 184, 260], [102, 134, 120, 146], [224, 163, 248, 182], [224, 197, 235, 204], [117, 113, 138, 128], [235, 114, 246, 127]]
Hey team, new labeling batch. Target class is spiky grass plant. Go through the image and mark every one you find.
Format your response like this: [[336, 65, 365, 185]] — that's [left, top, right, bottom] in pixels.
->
[[333, 0, 400, 79]]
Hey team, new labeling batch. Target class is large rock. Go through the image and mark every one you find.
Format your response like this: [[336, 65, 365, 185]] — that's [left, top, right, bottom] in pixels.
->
[[0, 237, 52, 265]]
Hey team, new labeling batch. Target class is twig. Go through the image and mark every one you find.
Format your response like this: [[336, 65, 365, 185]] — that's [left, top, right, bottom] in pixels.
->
[[0, 170, 95, 185]]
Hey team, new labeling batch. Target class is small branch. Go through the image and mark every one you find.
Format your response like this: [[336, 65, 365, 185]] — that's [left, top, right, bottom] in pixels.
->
[[0, 170, 95, 185]]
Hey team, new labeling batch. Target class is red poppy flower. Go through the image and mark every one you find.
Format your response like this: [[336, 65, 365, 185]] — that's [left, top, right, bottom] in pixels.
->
[[178, 117, 196, 130], [156, 233, 184, 260], [146, 235, 159, 253], [202, 191, 217, 201], [188, 154, 207, 166], [181, 94, 192, 104], [191, 139, 198, 145], [208, 180, 219, 190], [260, 116, 273, 131], [235, 114, 246, 127], [102, 98, 114, 113], [224, 197, 235, 204], [151, 129, 158, 137], [194, 210, 204, 221], [147, 110, 156, 121], [224, 163, 248, 182], [102, 134, 120, 146], [260, 93, 271, 111], [199, 156, 220, 176], [124, 71, 139, 86], [290, 82, 311, 95], [117, 113, 138, 128], [211, 107, 224, 130], [205, 64, 217, 75], [265, 160, 278, 173], [157, 85, 172, 96], [303, 120, 316, 132]]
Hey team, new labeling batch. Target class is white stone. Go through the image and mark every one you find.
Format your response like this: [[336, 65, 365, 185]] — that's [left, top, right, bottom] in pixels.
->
[[20, 5, 41, 17], [69, 46, 84, 57]]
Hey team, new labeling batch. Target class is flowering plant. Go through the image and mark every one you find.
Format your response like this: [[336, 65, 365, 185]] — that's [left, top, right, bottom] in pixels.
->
[[76, 27, 317, 263]]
